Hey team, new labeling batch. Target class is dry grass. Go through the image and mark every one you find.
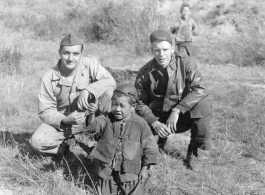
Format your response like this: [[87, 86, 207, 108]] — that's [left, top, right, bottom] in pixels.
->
[[1, 62, 265, 195], [1, 0, 265, 194]]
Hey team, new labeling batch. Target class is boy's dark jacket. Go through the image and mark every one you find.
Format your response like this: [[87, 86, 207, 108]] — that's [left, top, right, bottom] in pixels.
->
[[88, 112, 158, 175]]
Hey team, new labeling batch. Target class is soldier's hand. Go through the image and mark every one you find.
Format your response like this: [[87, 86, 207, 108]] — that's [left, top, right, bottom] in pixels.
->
[[71, 124, 83, 134], [151, 121, 171, 138], [62, 111, 86, 125], [139, 166, 149, 182], [86, 103, 98, 113], [77, 90, 91, 111], [166, 109, 180, 133]]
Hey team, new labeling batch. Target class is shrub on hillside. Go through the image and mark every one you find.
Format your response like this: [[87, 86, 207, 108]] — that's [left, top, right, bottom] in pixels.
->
[[82, 0, 169, 55], [32, 14, 63, 40], [0, 48, 22, 74], [89, 2, 118, 42], [192, 1, 265, 67]]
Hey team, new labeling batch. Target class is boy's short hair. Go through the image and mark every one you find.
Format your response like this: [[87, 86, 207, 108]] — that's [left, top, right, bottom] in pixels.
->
[[112, 83, 138, 105], [180, 3, 191, 12]]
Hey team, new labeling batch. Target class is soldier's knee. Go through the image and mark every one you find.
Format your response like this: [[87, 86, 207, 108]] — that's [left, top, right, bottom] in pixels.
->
[[29, 132, 44, 152], [98, 88, 114, 114], [103, 88, 114, 100]]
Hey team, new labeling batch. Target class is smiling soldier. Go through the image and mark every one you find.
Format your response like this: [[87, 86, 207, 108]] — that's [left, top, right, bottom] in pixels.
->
[[135, 30, 212, 171], [29, 34, 116, 161]]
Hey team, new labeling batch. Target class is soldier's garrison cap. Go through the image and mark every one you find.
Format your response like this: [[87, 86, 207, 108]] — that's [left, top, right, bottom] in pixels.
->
[[60, 34, 83, 46]]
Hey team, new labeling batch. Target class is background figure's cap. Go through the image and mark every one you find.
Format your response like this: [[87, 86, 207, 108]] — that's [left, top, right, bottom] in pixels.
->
[[60, 34, 83, 46], [150, 30, 173, 45], [115, 83, 138, 103]]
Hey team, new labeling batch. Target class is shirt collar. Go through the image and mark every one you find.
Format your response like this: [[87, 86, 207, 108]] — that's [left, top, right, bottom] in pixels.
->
[[51, 57, 88, 81], [180, 17, 189, 22], [51, 60, 61, 81]]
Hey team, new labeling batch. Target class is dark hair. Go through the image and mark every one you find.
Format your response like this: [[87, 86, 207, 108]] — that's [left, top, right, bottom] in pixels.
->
[[59, 44, 84, 52], [180, 3, 191, 12], [112, 83, 138, 105], [112, 90, 135, 105]]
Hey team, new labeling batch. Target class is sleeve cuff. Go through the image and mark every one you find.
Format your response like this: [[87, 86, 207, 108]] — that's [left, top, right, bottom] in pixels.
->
[[145, 116, 159, 125], [54, 114, 66, 130], [175, 103, 191, 114], [84, 86, 100, 99], [142, 153, 157, 166], [40, 112, 66, 130]]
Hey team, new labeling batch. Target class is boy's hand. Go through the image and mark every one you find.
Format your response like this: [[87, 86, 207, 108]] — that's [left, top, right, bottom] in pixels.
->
[[62, 111, 86, 125], [139, 166, 149, 182]]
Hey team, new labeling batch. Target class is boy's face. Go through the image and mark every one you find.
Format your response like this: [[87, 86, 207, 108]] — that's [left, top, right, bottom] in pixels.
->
[[181, 7, 190, 19], [111, 96, 135, 120]]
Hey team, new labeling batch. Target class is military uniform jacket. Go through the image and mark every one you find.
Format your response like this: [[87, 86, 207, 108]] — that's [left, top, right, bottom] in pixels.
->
[[135, 55, 211, 125], [38, 56, 116, 130]]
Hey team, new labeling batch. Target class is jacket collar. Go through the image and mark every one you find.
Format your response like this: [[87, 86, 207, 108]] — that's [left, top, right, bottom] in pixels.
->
[[169, 55, 176, 70], [51, 57, 88, 82], [179, 17, 190, 23], [51, 61, 61, 81]]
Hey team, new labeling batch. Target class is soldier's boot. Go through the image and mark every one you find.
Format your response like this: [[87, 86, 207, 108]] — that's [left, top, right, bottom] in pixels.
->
[[184, 141, 210, 172], [52, 136, 76, 164]]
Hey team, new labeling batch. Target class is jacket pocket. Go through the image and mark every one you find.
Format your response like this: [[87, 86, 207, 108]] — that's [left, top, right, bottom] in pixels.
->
[[92, 141, 116, 163], [123, 139, 140, 160]]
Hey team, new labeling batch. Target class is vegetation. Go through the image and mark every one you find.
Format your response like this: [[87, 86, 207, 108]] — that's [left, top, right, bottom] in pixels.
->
[[0, 0, 265, 194]]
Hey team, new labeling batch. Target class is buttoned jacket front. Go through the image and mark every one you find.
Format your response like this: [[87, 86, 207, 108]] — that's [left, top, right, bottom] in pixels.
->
[[88, 112, 158, 176], [38, 56, 116, 129]]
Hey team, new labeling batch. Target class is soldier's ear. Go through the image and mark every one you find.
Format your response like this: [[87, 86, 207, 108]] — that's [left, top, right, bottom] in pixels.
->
[[132, 103, 137, 110], [171, 45, 175, 54]]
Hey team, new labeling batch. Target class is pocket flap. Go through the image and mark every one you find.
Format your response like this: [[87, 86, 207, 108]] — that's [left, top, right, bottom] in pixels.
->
[[123, 139, 140, 160]]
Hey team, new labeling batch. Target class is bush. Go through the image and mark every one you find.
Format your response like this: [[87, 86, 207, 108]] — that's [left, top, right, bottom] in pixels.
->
[[31, 14, 64, 40], [192, 0, 265, 67], [84, 0, 170, 55], [2, 0, 265, 65], [0, 48, 22, 74], [89, 2, 118, 42]]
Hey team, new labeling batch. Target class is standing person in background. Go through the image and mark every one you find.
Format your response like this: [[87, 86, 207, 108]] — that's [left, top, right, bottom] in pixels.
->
[[29, 34, 116, 161], [171, 3, 198, 57], [135, 30, 212, 172]]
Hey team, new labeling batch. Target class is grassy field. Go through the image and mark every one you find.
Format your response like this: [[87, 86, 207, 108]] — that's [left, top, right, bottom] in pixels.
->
[[1, 0, 265, 194]]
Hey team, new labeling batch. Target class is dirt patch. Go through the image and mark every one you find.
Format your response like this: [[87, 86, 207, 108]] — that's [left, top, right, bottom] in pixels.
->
[[0, 184, 13, 195]]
